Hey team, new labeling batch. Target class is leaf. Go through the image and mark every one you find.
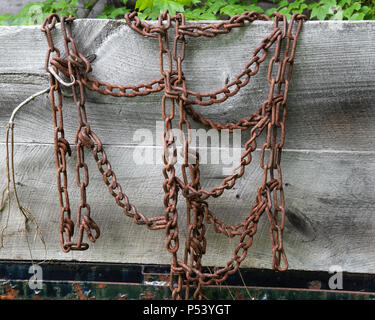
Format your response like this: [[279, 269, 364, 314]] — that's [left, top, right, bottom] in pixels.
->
[[338, 0, 351, 6], [278, 0, 289, 8], [307, 2, 319, 10], [245, 4, 264, 13], [220, 5, 242, 16], [310, 6, 325, 19], [350, 12, 365, 19], [136, 0, 154, 11], [331, 9, 343, 19], [152, 0, 185, 16], [265, 7, 277, 16], [109, 7, 130, 19], [278, 7, 292, 19], [343, 2, 361, 18], [184, 8, 218, 20], [288, 1, 303, 10], [137, 8, 153, 20], [310, 0, 337, 20], [360, 6, 373, 19], [0, 14, 13, 26], [54, 0, 70, 9], [204, 0, 225, 14], [298, 3, 308, 12], [322, 0, 337, 7], [176, 0, 193, 5], [97, 6, 116, 18]]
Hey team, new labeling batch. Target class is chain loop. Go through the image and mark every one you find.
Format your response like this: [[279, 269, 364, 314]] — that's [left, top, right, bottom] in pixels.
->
[[42, 10, 306, 298]]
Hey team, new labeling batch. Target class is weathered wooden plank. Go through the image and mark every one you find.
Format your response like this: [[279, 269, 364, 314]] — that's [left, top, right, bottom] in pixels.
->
[[0, 144, 375, 273], [0, 20, 375, 150], [1, 20, 375, 273]]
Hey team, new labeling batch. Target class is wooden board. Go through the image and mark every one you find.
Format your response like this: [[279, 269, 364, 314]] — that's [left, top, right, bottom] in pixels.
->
[[0, 19, 375, 274]]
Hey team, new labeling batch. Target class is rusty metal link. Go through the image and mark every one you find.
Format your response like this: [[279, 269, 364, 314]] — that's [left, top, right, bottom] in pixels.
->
[[173, 28, 282, 107], [42, 10, 306, 299], [61, 16, 99, 251], [263, 12, 306, 271], [173, 14, 206, 299], [42, 15, 75, 253], [42, 14, 168, 252], [88, 131, 168, 230], [154, 13, 185, 299]]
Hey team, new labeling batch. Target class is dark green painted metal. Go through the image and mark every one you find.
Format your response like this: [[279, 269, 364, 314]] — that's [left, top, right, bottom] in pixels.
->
[[1, 279, 375, 300], [1, 260, 375, 300]]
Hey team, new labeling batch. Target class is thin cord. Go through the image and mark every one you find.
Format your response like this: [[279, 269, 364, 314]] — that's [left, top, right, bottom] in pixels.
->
[[1, 87, 51, 264], [207, 266, 236, 300], [238, 268, 253, 300], [8, 87, 50, 125], [9, 124, 47, 264], [0, 127, 11, 248], [2, 70, 77, 262]]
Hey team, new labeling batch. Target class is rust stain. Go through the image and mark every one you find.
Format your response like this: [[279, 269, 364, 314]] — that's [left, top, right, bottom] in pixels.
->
[[159, 274, 170, 287], [235, 293, 245, 300], [0, 284, 19, 300], [144, 273, 170, 287], [32, 293, 43, 300], [234, 288, 245, 300], [308, 280, 322, 290], [140, 290, 155, 300], [157, 274, 169, 282], [73, 283, 92, 300]]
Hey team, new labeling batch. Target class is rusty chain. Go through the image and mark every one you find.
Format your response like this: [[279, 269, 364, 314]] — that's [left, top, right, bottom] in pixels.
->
[[41, 10, 306, 299]]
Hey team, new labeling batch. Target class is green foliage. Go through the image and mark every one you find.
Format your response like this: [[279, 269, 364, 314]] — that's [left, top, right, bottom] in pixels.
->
[[182, 0, 264, 20], [135, 0, 375, 20], [97, 0, 130, 19], [266, 0, 375, 20], [0, 0, 79, 25], [135, 0, 264, 20], [135, 0, 195, 19], [1, 0, 375, 25]]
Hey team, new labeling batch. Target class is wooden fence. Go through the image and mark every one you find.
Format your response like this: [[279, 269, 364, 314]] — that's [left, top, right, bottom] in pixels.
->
[[0, 20, 374, 274]]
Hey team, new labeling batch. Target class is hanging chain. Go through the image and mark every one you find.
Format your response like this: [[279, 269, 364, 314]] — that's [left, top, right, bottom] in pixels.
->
[[42, 14, 76, 252], [42, 10, 306, 299]]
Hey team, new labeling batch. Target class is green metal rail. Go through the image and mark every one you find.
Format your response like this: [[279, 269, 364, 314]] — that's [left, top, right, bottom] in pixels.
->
[[1, 261, 374, 300]]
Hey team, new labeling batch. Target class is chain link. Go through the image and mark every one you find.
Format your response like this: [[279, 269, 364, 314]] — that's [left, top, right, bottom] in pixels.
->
[[42, 10, 306, 298]]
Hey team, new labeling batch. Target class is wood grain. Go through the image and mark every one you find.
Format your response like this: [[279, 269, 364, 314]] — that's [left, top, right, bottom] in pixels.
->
[[1, 20, 375, 150], [0, 20, 375, 273], [0, 144, 375, 272]]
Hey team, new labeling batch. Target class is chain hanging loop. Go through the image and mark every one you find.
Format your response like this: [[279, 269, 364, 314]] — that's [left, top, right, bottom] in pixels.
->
[[42, 10, 306, 298]]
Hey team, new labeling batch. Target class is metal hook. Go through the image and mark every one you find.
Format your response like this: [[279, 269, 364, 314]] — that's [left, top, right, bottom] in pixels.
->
[[48, 66, 76, 87]]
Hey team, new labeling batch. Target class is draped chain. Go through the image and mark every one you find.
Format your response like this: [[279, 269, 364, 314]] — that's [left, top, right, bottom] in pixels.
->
[[41, 10, 306, 299]]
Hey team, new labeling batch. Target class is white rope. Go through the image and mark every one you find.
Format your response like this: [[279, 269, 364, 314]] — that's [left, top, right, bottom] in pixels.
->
[[8, 87, 50, 126], [8, 67, 76, 125], [2, 67, 77, 262]]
